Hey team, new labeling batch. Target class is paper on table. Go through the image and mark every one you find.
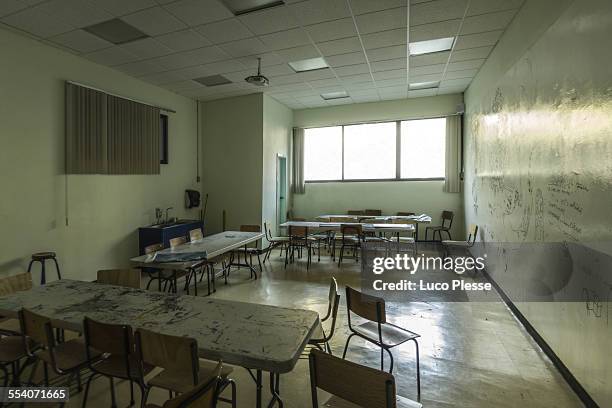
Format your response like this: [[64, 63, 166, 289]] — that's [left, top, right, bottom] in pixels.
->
[[150, 252, 208, 263]]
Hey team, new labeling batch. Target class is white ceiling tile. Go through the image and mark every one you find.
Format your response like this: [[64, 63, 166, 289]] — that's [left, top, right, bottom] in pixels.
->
[[443, 69, 478, 80], [41, 0, 113, 29], [361, 28, 405, 50], [461, 9, 517, 35], [275, 45, 320, 62], [156, 29, 211, 52], [366, 45, 406, 62], [409, 73, 443, 83], [1, 5, 73, 38], [410, 0, 467, 26], [163, 0, 233, 26], [120, 37, 173, 59], [223, 69, 252, 82], [308, 78, 342, 89], [259, 28, 310, 50], [408, 88, 437, 98], [49, 29, 112, 53], [122, 6, 187, 36], [409, 19, 461, 42], [304, 18, 357, 43], [372, 69, 405, 80], [0, 0, 35, 17], [438, 85, 467, 94], [115, 60, 165, 76], [238, 52, 285, 67], [376, 77, 407, 87], [140, 70, 186, 85], [195, 18, 253, 44], [238, 6, 299, 35], [351, 94, 380, 103], [340, 73, 373, 84], [165, 79, 204, 91], [344, 81, 377, 91], [355, 7, 406, 35], [95, 0, 157, 16], [152, 46, 229, 69], [289, 0, 349, 25], [411, 63, 445, 76], [172, 65, 218, 79], [370, 58, 404, 72], [317, 37, 362, 56], [258, 63, 294, 76], [454, 30, 502, 50], [467, 0, 524, 16], [348, 89, 379, 97], [296, 67, 336, 81], [325, 51, 366, 67], [450, 45, 492, 62], [333, 63, 370, 76], [410, 51, 450, 67], [349, 0, 405, 16], [219, 37, 270, 57], [378, 86, 407, 97], [447, 58, 484, 71], [268, 74, 303, 86], [439, 77, 472, 87], [85, 46, 139, 65], [326, 97, 353, 105]]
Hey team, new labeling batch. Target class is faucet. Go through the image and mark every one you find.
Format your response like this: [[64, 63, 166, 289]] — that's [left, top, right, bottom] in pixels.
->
[[155, 208, 163, 224], [165, 207, 174, 224]]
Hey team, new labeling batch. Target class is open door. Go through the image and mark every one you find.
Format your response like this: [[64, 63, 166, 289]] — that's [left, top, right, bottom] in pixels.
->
[[276, 155, 287, 232]]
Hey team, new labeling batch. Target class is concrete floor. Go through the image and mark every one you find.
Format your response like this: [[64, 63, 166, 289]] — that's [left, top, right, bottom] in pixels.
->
[[52, 247, 582, 407]]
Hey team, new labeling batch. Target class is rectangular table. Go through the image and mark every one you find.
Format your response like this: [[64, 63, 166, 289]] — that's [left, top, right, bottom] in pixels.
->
[[0, 280, 318, 407], [281, 221, 416, 234], [130, 231, 264, 295], [315, 214, 431, 240]]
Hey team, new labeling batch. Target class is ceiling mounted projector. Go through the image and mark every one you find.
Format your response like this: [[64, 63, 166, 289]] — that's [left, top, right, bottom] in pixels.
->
[[245, 58, 269, 87]]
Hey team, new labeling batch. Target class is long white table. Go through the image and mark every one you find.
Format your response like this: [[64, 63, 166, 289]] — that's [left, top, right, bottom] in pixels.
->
[[0, 280, 318, 407], [130, 231, 264, 295], [315, 214, 431, 240], [280, 220, 416, 234]]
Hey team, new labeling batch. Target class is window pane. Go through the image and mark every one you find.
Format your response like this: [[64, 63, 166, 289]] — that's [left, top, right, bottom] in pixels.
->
[[344, 122, 396, 179], [304, 126, 342, 181], [400, 118, 446, 178]]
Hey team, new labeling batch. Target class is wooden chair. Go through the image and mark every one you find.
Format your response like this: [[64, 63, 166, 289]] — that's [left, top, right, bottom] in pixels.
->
[[442, 225, 479, 273], [263, 221, 289, 263], [342, 287, 421, 400], [82, 317, 152, 408], [336, 224, 363, 266], [0, 273, 33, 335], [18, 308, 100, 394], [97, 269, 141, 289], [425, 210, 454, 241], [170, 236, 187, 248], [145, 362, 223, 408], [170, 237, 201, 295], [285, 226, 317, 269], [308, 278, 340, 354], [364, 209, 382, 216], [135, 329, 235, 407], [397, 211, 415, 216], [309, 349, 422, 408], [347, 210, 364, 216], [189, 228, 203, 241]]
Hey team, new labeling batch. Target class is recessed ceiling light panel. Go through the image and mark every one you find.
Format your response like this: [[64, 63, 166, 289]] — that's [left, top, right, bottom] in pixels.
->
[[194, 75, 233, 87], [409, 81, 440, 90], [288, 57, 329, 73], [83, 18, 149, 45], [409, 37, 455, 56], [321, 91, 349, 100], [222, 0, 285, 16]]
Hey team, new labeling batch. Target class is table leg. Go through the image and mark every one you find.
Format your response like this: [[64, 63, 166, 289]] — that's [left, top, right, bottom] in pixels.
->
[[249, 369, 283, 408]]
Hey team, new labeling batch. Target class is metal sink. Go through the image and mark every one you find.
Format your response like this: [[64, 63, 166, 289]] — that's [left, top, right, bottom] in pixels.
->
[[149, 219, 192, 228]]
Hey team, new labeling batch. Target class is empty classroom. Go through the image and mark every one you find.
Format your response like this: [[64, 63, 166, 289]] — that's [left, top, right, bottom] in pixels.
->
[[0, 0, 610, 407]]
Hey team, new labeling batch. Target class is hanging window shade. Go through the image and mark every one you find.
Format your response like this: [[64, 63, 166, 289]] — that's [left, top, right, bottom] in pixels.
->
[[66, 82, 161, 175]]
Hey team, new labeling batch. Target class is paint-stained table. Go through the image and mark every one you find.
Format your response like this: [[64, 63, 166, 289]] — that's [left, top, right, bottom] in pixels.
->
[[0, 279, 319, 407]]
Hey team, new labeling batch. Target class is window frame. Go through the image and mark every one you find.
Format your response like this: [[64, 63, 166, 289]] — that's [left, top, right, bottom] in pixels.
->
[[304, 117, 451, 183]]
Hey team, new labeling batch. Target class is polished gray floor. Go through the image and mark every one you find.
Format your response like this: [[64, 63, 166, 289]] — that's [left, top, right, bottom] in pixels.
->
[[59, 247, 581, 407]]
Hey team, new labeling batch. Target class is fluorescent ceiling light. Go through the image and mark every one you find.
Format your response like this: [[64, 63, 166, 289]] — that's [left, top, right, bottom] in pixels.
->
[[83, 18, 148, 45], [288, 57, 329, 73], [409, 81, 440, 90], [321, 91, 349, 100], [221, 0, 284, 16], [409, 37, 455, 56], [194, 75, 232, 87]]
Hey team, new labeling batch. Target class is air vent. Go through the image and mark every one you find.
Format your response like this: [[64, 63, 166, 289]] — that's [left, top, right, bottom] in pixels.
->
[[288, 57, 329, 73], [409, 37, 455, 56], [409, 81, 440, 90], [83, 18, 148, 45], [194, 75, 232, 87], [221, 0, 285, 16], [321, 91, 349, 100]]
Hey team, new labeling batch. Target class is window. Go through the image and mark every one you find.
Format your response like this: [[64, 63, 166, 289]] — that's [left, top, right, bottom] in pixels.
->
[[303, 117, 447, 182], [400, 118, 445, 178], [344, 122, 396, 180], [304, 126, 342, 181]]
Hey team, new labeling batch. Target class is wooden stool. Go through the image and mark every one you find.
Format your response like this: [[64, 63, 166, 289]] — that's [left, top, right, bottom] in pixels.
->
[[27, 252, 61, 285]]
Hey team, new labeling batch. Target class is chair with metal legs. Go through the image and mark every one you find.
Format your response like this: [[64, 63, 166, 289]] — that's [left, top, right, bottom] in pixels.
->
[[263, 221, 289, 263], [285, 226, 318, 269], [442, 224, 479, 273], [342, 286, 421, 401], [334, 224, 363, 266], [425, 210, 454, 241], [81, 317, 152, 408], [306, 278, 340, 354], [309, 349, 422, 408]]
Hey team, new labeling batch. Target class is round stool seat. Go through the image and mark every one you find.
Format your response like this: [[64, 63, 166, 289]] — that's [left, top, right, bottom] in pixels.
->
[[31, 252, 56, 260]]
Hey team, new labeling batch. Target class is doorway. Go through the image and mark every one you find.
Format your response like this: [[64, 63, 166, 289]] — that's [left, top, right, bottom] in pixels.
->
[[276, 155, 287, 232]]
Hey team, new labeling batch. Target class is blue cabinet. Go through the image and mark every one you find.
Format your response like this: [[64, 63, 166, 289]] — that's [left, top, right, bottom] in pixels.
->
[[138, 220, 204, 255]]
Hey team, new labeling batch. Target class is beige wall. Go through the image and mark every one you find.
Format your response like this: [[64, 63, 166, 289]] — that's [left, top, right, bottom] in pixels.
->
[[0, 27, 199, 282], [200, 93, 263, 234], [262, 95, 293, 239], [292, 94, 465, 239], [463, 0, 612, 404]]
